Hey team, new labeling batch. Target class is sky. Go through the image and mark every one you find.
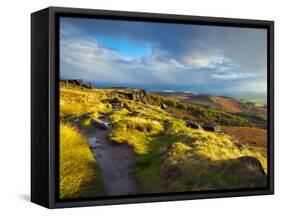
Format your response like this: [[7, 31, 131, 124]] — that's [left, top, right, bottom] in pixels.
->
[[60, 17, 267, 102]]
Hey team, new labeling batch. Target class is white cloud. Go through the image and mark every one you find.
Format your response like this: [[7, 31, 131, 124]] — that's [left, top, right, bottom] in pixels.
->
[[212, 72, 254, 80], [60, 32, 267, 96], [60, 37, 195, 85]]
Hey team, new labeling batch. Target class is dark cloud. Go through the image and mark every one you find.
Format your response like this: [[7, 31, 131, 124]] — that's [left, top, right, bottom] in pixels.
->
[[60, 17, 267, 100]]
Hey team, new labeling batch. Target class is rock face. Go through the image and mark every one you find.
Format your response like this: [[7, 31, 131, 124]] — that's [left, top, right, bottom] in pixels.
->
[[237, 156, 266, 175], [202, 123, 220, 132], [91, 119, 108, 130], [186, 120, 201, 129]]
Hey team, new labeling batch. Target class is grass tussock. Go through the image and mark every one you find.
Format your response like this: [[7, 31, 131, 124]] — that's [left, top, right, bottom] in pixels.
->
[[109, 116, 164, 154], [59, 123, 104, 198], [60, 84, 111, 119], [134, 118, 267, 193]]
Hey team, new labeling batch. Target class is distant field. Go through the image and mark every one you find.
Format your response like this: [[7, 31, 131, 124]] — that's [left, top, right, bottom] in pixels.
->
[[222, 126, 267, 148], [157, 92, 267, 115]]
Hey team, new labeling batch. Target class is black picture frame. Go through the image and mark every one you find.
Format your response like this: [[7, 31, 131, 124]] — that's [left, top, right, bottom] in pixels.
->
[[31, 6, 274, 208]]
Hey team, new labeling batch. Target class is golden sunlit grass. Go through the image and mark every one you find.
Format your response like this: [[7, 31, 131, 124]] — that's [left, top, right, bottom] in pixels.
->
[[60, 83, 111, 119], [59, 123, 104, 198], [134, 118, 267, 193], [109, 114, 164, 154], [60, 82, 267, 195]]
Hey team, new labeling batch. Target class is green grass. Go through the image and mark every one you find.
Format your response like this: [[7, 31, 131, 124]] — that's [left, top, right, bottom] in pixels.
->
[[60, 82, 267, 195], [133, 119, 267, 192], [255, 103, 266, 108], [237, 111, 267, 125], [59, 123, 104, 198], [184, 102, 250, 126], [104, 99, 267, 192]]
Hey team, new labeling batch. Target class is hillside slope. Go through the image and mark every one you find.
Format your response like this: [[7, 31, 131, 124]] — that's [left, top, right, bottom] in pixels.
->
[[159, 92, 267, 115], [59, 82, 267, 197]]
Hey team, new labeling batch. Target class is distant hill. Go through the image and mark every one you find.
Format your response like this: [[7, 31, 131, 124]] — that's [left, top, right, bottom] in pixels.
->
[[155, 91, 266, 115]]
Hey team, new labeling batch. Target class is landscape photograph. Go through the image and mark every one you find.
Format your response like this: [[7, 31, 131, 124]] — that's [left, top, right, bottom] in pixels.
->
[[59, 17, 268, 199]]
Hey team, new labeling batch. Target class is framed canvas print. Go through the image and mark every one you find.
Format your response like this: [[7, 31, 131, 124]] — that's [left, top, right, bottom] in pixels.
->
[[31, 7, 274, 208]]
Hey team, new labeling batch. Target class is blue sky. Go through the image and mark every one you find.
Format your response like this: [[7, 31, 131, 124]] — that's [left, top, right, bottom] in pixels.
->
[[60, 17, 267, 102]]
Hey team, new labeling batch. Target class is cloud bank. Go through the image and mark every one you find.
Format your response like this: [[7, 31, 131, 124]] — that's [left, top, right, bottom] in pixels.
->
[[60, 17, 267, 99]]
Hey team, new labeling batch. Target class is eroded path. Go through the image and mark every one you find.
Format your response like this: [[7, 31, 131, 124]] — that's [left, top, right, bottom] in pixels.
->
[[85, 115, 138, 196]]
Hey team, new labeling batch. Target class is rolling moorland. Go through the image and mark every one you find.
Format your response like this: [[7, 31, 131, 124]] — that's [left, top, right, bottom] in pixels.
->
[[59, 80, 267, 199]]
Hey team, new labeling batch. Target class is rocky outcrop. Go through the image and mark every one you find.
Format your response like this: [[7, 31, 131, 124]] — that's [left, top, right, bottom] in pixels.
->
[[61, 79, 93, 89], [83, 83, 93, 89], [64, 79, 83, 86], [107, 97, 122, 110], [202, 123, 221, 132], [186, 120, 202, 129], [125, 92, 134, 100], [91, 119, 109, 130]]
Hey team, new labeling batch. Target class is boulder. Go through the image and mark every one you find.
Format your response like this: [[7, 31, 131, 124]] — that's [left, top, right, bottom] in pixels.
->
[[125, 92, 134, 100], [130, 111, 139, 116], [108, 97, 121, 104], [234, 142, 244, 150], [186, 120, 201, 129], [112, 103, 121, 110], [202, 123, 220, 132], [160, 102, 168, 109], [237, 156, 266, 175], [123, 103, 132, 111], [98, 114, 107, 120], [91, 119, 108, 130]]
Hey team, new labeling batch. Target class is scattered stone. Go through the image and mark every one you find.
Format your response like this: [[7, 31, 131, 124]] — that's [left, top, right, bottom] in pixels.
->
[[234, 142, 244, 150], [160, 102, 168, 109], [111, 103, 120, 110], [237, 156, 266, 175], [123, 103, 132, 112], [98, 114, 107, 120], [126, 92, 134, 100], [91, 119, 108, 130], [108, 97, 121, 104], [202, 123, 221, 132], [130, 111, 139, 116], [186, 120, 202, 129]]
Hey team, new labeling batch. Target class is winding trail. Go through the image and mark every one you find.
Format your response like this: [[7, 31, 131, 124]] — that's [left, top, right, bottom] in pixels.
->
[[85, 115, 138, 196]]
